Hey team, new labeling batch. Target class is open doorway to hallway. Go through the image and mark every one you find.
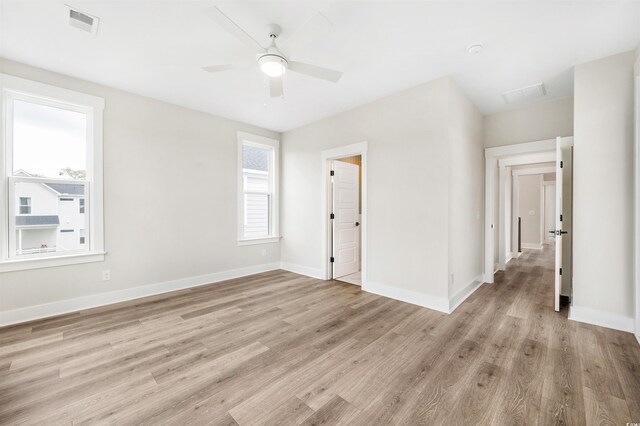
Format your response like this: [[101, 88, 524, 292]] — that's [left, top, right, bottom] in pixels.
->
[[485, 137, 573, 311]]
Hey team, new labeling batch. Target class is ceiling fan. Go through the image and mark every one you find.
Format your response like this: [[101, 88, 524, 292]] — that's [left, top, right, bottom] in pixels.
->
[[202, 6, 343, 98]]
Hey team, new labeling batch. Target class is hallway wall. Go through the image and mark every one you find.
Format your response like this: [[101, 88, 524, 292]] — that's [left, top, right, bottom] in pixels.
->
[[518, 175, 542, 248]]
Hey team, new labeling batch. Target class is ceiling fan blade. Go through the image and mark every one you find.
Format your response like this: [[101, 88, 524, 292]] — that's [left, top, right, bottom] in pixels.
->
[[203, 6, 264, 51], [269, 76, 284, 98], [288, 61, 342, 83], [281, 12, 331, 54]]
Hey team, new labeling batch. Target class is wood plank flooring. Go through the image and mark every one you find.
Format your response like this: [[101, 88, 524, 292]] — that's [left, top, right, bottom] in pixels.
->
[[1, 247, 639, 425]]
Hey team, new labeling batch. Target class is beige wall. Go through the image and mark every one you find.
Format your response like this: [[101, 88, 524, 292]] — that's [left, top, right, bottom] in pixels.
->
[[281, 76, 483, 306], [0, 58, 281, 314], [518, 175, 542, 247], [573, 50, 636, 319], [447, 80, 484, 297], [484, 97, 574, 148]]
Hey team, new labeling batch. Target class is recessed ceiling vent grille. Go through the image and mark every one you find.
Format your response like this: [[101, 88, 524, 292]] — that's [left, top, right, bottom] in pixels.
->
[[65, 5, 99, 35], [501, 83, 546, 104]]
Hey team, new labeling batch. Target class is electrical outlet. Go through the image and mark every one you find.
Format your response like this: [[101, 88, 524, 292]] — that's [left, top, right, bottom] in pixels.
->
[[261, 249, 267, 257], [102, 270, 111, 281]]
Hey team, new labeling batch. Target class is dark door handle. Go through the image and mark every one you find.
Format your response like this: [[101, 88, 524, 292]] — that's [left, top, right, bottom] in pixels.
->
[[355, 222, 360, 226]]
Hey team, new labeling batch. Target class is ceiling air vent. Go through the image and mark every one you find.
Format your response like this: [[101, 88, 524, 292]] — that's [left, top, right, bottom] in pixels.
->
[[65, 5, 99, 35], [501, 83, 546, 105]]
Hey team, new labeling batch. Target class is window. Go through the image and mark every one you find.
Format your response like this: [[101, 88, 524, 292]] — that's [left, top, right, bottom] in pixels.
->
[[237, 132, 279, 245], [19, 197, 31, 214], [0, 74, 105, 272]]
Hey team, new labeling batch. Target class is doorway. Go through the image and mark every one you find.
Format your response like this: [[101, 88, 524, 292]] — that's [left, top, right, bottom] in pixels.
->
[[321, 142, 368, 286], [485, 137, 573, 311], [331, 157, 361, 285]]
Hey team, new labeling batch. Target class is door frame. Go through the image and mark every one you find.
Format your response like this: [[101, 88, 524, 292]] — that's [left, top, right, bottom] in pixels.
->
[[484, 138, 560, 283], [321, 141, 368, 284], [633, 47, 640, 342]]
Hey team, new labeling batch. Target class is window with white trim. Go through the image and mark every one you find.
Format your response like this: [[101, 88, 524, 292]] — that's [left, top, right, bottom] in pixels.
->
[[237, 132, 279, 244], [19, 197, 31, 214], [1, 74, 105, 271]]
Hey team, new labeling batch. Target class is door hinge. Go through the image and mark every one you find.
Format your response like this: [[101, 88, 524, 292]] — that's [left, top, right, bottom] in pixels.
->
[[559, 267, 563, 275], [330, 257, 335, 263], [330, 213, 335, 219], [330, 170, 335, 176], [560, 161, 563, 168], [560, 214, 563, 222]]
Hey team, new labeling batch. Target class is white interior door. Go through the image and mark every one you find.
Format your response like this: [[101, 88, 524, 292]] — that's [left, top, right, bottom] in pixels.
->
[[332, 160, 360, 279], [554, 137, 564, 312]]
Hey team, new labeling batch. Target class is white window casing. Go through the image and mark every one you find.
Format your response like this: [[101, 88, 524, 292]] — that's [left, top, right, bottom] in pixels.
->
[[237, 131, 280, 245], [0, 74, 105, 272]]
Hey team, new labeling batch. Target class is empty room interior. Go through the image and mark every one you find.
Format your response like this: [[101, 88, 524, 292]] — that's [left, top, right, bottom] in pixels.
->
[[1, 1, 640, 424]]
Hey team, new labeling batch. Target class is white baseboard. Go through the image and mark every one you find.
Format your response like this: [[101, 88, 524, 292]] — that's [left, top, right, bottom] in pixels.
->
[[279, 262, 325, 280], [362, 281, 449, 314], [449, 274, 484, 313], [0, 262, 282, 327], [568, 305, 635, 333], [521, 243, 543, 250], [506, 253, 514, 264]]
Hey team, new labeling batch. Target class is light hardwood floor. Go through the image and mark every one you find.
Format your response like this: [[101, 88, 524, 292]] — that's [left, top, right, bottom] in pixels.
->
[[1, 247, 639, 425]]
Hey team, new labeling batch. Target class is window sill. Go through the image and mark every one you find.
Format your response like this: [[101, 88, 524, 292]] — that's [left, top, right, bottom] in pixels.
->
[[237, 236, 281, 246], [0, 252, 106, 273]]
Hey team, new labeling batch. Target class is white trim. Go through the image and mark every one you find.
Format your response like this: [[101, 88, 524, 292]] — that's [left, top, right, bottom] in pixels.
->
[[0, 73, 105, 271], [279, 262, 324, 280], [569, 305, 635, 333], [364, 280, 450, 314], [0, 251, 105, 273], [0, 262, 281, 327], [321, 141, 368, 284], [236, 131, 280, 243], [634, 46, 640, 343], [449, 274, 484, 312], [237, 236, 281, 246], [498, 151, 556, 167], [521, 243, 543, 250], [511, 166, 556, 176]]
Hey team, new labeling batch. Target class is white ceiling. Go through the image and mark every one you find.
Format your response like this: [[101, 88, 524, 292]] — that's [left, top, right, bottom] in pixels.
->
[[1, 1, 639, 132]]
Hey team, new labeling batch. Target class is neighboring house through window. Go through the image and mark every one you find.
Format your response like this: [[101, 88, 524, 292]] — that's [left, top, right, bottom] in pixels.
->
[[237, 131, 279, 245], [0, 74, 105, 272]]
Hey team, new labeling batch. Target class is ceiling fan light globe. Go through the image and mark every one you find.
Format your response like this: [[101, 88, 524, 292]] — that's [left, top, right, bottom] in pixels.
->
[[258, 54, 288, 77], [261, 62, 286, 77]]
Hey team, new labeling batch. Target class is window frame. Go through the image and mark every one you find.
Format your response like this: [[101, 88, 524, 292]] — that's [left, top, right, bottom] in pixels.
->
[[0, 74, 105, 272], [236, 131, 280, 246]]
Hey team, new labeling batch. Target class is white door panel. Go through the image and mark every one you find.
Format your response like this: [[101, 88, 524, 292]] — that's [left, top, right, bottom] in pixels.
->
[[332, 160, 360, 280]]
